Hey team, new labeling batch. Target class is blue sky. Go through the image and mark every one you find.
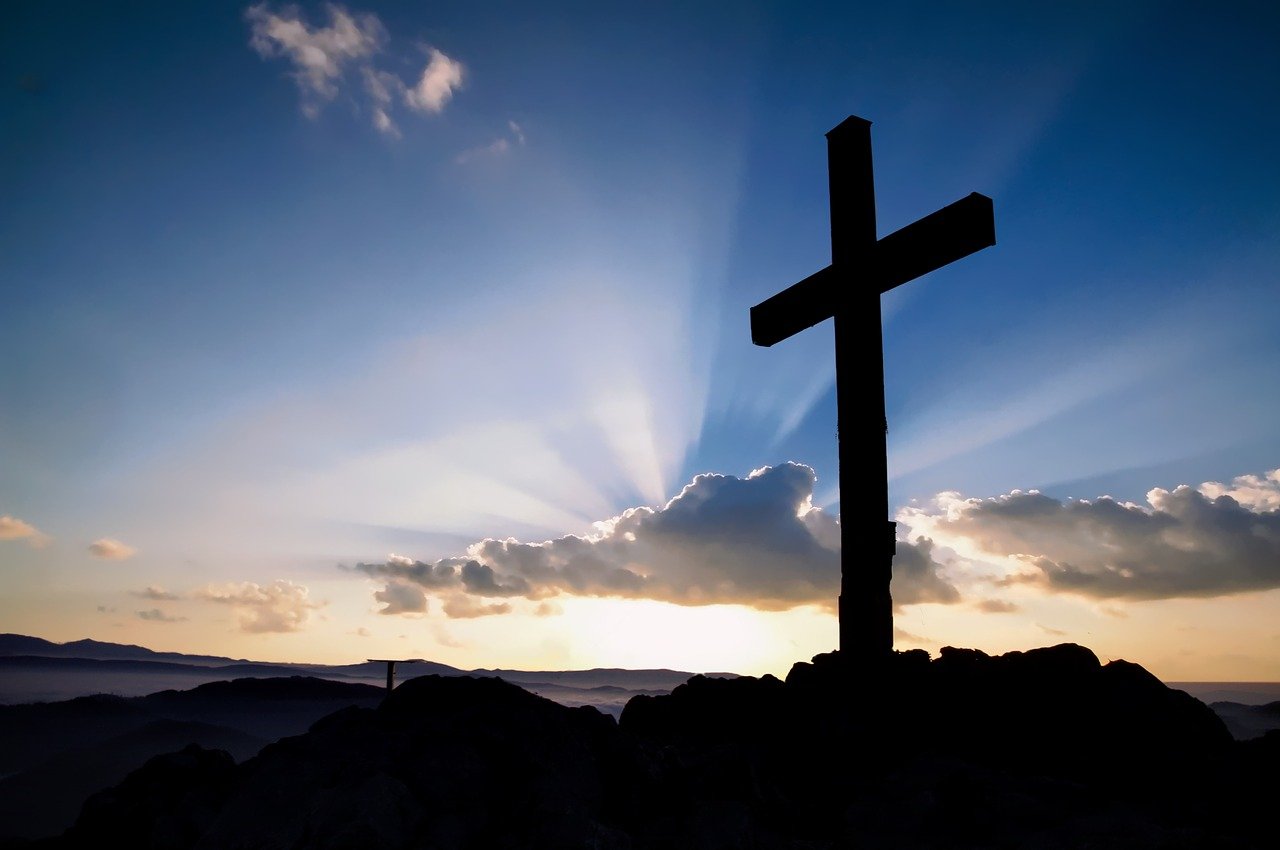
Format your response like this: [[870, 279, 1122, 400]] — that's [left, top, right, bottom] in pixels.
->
[[3, 2, 1279, 676]]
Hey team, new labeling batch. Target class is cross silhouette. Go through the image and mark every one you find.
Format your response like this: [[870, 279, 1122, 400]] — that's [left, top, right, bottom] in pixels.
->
[[750, 116, 996, 664]]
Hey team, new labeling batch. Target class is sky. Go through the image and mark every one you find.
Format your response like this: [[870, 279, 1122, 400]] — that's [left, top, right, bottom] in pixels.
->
[[3, 1, 1279, 679]]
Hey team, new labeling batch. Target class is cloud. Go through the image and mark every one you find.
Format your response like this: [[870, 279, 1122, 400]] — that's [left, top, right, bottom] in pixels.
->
[[0, 515, 49, 548], [974, 598, 1019, 613], [405, 48, 463, 113], [455, 119, 525, 164], [134, 585, 179, 600], [1199, 469, 1280, 511], [893, 626, 934, 645], [89, 538, 136, 560], [136, 608, 187, 623], [357, 463, 959, 613], [442, 596, 512, 619], [246, 3, 384, 105], [246, 4, 460, 133], [898, 467, 1280, 601], [534, 600, 562, 617], [351, 626, 371, 637], [433, 625, 464, 648], [374, 579, 428, 614], [196, 579, 322, 632], [361, 67, 403, 136]]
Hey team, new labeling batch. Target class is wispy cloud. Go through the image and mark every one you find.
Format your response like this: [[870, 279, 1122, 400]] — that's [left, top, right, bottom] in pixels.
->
[[246, 4, 463, 134], [137, 608, 187, 623], [89, 538, 136, 560], [442, 596, 511, 619], [134, 585, 179, 600], [0, 515, 49, 548], [196, 579, 323, 632], [456, 120, 525, 164], [246, 3, 384, 112]]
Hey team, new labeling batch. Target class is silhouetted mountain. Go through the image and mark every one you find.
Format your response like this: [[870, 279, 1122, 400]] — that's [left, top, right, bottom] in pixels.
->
[[41, 644, 1280, 849], [0, 676, 383, 842], [0, 634, 243, 666], [0, 719, 264, 841], [0, 635, 698, 716], [1210, 700, 1280, 740]]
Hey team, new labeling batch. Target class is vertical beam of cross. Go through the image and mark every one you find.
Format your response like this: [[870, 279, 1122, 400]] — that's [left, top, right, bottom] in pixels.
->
[[828, 118, 895, 663], [749, 116, 994, 666]]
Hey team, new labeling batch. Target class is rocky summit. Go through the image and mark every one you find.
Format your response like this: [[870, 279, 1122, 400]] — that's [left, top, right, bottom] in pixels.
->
[[41, 644, 1279, 849]]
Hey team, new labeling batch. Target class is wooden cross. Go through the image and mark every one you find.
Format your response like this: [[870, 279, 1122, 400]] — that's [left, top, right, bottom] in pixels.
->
[[750, 116, 995, 664], [368, 658, 419, 692]]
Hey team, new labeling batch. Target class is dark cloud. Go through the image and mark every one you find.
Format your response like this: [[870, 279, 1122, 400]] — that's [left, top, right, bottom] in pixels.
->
[[975, 598, 1019, 614], [356, 463, 959, 614], [889, 537, 961, 607], [904, 470, 1280, 601]]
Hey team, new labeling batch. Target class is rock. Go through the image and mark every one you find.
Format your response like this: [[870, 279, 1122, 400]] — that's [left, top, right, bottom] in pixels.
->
[[44, 648, 1271, 849]]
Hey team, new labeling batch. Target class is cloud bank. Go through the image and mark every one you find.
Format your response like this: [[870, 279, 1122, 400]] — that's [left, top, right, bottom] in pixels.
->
[[197, 579, 322, 632], [246, 3, 463, 135], [358, 463, 959, 615], [899, 467, 1280, 601]]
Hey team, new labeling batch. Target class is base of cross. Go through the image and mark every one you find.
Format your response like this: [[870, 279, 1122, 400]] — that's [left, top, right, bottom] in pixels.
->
[[837, 520, 897, 666]]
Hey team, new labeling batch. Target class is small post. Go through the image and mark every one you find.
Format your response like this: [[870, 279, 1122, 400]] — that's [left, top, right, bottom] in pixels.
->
[[368, 658, 418, 693]]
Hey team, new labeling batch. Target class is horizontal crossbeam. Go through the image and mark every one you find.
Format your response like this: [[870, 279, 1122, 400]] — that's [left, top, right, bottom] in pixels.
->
[[750, 192, 995, 347]]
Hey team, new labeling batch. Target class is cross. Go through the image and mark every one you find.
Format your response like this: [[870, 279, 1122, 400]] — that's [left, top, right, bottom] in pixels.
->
[[368, 658, 419, 692], [750, 116, 995, 665]]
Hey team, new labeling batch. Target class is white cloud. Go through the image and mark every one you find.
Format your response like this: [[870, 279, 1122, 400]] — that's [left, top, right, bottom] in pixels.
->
[[405, 48, 463, 113], [247, 4, 461, 133], [196, 579, 322, 632], [0, 515, 48, 548], [89, 538, 136, 560], [1199, 469, 1280, 511], [357, 463, 959, 614], [246, 3, 384, 103], [898, 467, 1280, 601]]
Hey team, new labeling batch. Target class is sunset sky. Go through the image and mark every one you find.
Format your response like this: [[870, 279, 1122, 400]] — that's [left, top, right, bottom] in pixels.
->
[[3, 2, 1279, 679]]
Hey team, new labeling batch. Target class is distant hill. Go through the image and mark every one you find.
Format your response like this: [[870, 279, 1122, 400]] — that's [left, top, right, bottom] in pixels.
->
[[1210, 700, 1280, 740], [0, 633, 247, 666], [0, 634, 710, 715], [0, 675, 384, 842]]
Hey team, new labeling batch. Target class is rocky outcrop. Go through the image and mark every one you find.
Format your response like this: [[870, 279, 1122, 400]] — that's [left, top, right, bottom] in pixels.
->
[[46, 646, 1275, 849]]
